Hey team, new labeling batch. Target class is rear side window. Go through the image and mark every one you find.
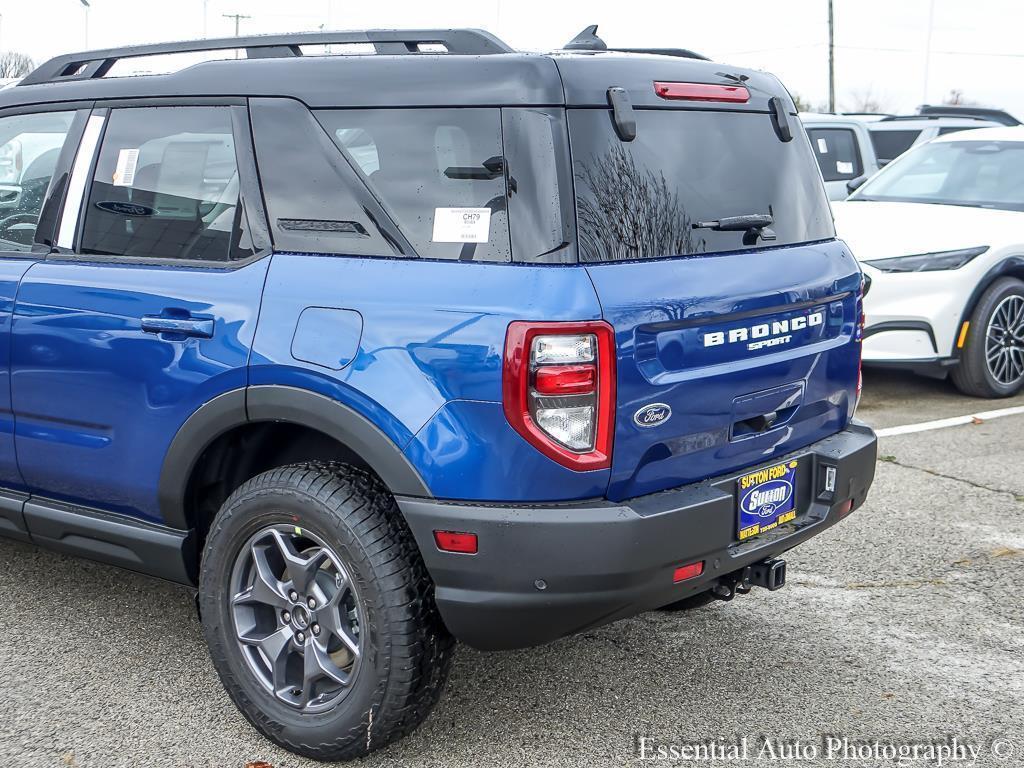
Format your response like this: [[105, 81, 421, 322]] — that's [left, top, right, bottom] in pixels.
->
[[569, 109, 833, 263], [81, 106, 242, 262], [807, 127, 863, 181], [317, 109, 511, 262], [0, 110, 76, 252], [870, 129, 921, 166], [937, 125, 984, 137]]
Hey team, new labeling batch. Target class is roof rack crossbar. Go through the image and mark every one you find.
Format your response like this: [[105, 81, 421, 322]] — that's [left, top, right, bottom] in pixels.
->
[[19, 28, 513, 86]]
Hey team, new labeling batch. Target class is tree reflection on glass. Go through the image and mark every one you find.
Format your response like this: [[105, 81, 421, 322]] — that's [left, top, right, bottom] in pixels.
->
[[576, 144, 700, 262]]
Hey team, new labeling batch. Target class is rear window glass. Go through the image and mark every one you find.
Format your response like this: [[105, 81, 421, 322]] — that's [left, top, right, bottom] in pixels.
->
[[807, 127, 863, 181], [316, 109, 511, 262], [569, 109, 833, 263], [870, 129, 921, 165]]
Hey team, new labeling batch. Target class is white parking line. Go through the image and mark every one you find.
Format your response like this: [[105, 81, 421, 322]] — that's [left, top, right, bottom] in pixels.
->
[[875, 405, 1024, 438]]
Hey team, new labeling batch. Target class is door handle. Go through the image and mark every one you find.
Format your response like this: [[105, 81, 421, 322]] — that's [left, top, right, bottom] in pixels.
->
[[141, 315, 215, 338]]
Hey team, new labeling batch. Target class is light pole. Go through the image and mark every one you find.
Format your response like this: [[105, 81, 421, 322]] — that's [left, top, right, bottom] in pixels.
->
[[827, 0, 835, 112], [80, 0, 90, 49], [921, 0, 936, 104]]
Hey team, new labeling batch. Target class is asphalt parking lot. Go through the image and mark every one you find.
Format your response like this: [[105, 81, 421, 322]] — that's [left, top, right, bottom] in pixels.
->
[[2, 369, 1023, 768]]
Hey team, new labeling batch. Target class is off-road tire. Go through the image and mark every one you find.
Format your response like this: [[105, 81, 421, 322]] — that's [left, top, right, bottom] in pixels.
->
[[199, 462, 453, 761]]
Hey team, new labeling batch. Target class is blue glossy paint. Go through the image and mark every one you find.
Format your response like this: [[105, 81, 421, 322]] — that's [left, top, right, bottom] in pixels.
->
[[404, 400, 608, 501], [250, 254, 608, 499], [10, 258, 268, 522], [586, 240, 862, 501], [290, 307, 363, 370], [2, 235, 860, 522], [0, 257, 36, 492]]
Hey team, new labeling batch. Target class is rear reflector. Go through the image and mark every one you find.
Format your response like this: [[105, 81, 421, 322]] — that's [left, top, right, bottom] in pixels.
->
[[433, 530, 478, 554], [835, 499, 854, 517], [673, 561, 704, 583], [654, 81, 750, 103]]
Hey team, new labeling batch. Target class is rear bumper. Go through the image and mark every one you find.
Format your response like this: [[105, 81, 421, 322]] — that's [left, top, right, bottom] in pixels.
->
[[398, 423, 877, 651]]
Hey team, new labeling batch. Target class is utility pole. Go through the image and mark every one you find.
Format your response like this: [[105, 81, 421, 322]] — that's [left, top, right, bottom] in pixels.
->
[[223, 13, 250, 57], [827, 0, 835, 112], [222, 13, 250, 37], [922, 0, 936, 104], [80, 0, 91, 50]]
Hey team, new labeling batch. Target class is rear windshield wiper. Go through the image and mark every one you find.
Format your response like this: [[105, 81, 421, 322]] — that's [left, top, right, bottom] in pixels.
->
[[693, 213, 776, 244]]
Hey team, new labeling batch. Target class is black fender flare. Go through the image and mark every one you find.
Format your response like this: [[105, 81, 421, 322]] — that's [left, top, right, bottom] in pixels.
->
[[158, 385, 431, 530], [954, 256, 1024, 356]]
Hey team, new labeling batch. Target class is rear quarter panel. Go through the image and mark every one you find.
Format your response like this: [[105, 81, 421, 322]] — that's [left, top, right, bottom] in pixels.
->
[[250, 254, 609, 501]]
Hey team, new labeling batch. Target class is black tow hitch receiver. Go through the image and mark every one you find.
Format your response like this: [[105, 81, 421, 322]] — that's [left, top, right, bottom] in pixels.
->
[[710, 558, 787, 601]]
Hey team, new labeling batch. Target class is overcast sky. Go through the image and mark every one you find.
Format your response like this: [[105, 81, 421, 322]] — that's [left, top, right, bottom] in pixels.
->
[[2, 0, 1022, 116]]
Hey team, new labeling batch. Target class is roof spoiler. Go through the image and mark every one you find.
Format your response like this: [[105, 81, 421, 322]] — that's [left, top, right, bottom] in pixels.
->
[[563, 25, 708, 60]]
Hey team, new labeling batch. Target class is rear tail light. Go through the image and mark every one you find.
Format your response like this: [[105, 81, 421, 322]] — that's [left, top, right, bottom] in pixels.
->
[[654, 81, 750, 103], [503, 321, 615, 470]]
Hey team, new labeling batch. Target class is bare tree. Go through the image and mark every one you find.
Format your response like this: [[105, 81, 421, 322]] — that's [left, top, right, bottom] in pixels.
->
[[791, 93, 813, 113], [842, 86, 892, 114], [0, 52, 34, 79], [575, 144, 698, 262], [942, 89, 977, 106]]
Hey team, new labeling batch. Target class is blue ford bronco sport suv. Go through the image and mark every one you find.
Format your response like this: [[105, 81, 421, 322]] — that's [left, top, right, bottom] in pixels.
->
[[0, 26, 876, 760]]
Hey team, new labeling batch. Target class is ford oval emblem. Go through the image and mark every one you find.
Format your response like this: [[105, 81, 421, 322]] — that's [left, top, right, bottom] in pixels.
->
[[633, 403, 672, 428]]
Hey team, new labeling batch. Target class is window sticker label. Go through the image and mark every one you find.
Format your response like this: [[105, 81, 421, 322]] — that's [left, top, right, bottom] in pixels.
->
[[113, 148, 139, 187], [431, 207, 491, 243], [836, 160, 854, 175], [816, 137, 829, 154]]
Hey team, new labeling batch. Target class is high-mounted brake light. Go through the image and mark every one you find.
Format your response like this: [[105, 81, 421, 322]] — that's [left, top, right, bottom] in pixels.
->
[[654, 81, 750, 103], [503, 321, 615, 471]]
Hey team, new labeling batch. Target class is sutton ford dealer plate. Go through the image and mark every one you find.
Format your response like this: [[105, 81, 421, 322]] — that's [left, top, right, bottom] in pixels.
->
[[737, 460, 798, 541]]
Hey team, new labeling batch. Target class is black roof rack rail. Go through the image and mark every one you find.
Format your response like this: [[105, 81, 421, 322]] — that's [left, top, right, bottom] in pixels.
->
[[917, 104, 1020, 127], [878, 113, 995, 123], [19, 28, 514, 87], [608, 47, 709, 61]]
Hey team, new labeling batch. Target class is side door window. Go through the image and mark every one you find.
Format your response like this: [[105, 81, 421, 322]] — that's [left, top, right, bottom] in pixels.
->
[[0, 111, 77, 251], [807, 128, 863, 182], [870, 129, 922, 167], [80, 106, 246, 263]]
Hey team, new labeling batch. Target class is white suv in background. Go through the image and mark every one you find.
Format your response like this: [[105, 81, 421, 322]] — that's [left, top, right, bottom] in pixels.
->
[[802, 110, 1007, 200]]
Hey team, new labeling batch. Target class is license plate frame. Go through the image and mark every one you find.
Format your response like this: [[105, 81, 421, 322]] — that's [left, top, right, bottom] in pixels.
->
[[736, 460, 798, 541]]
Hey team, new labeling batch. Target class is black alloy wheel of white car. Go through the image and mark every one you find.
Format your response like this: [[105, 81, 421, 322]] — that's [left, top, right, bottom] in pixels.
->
[[952, 277, 1024, 398]]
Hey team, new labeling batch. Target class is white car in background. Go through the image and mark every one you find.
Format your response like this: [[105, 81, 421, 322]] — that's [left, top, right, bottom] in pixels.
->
[[833, 126, 1024, 398], [802, 111, 1003, 200]]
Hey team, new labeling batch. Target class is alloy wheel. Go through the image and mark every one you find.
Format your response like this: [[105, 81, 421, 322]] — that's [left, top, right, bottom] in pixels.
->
[[229, 524, 363, 713], [985, 295, 1024, 386]]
